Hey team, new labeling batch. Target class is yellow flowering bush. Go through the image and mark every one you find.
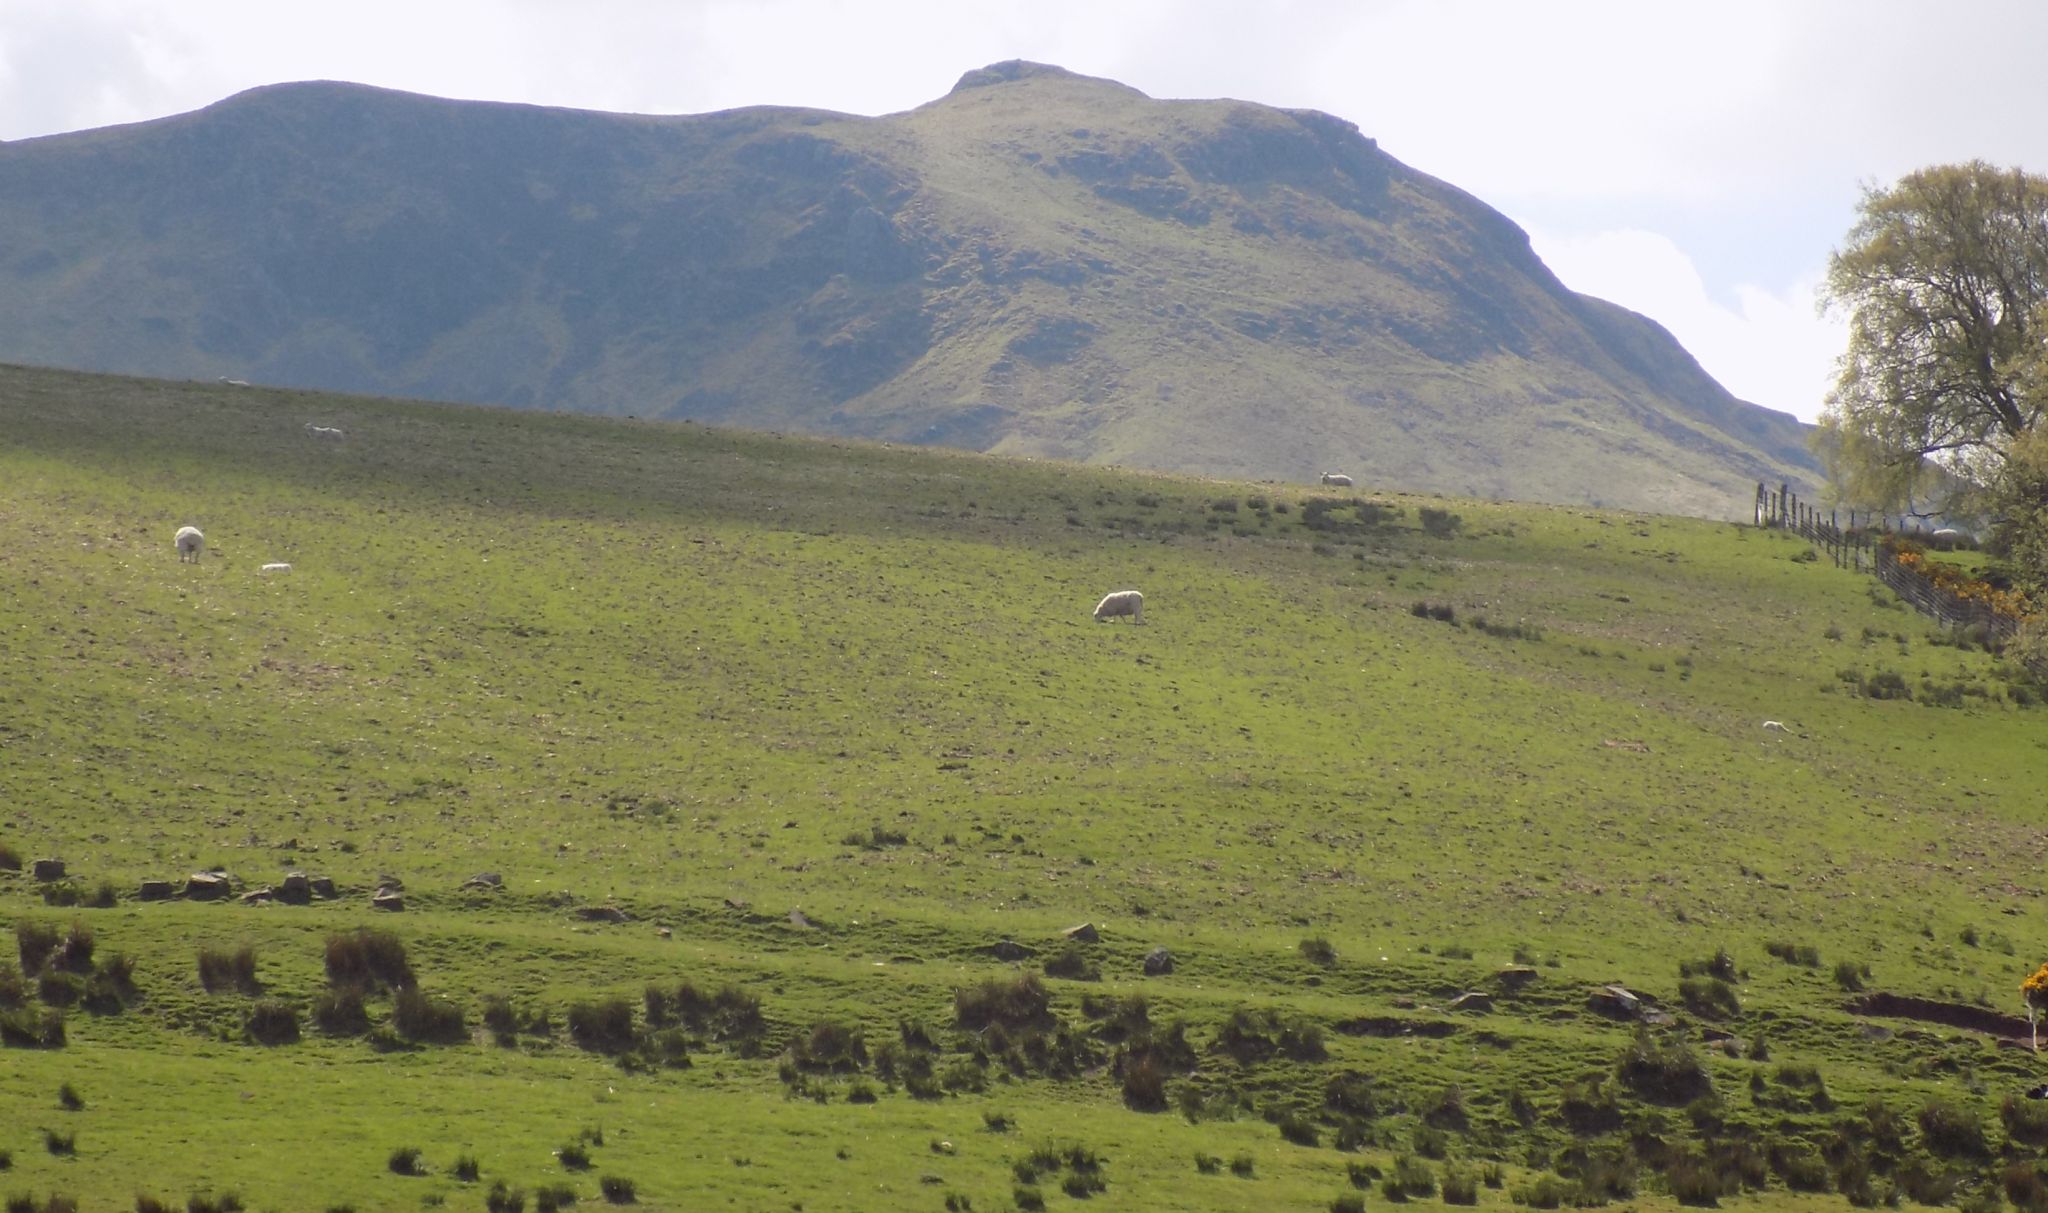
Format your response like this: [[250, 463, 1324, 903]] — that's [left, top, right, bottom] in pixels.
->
[[2022, 963, 2048, 1007], [1885, 539, 2037, 622]]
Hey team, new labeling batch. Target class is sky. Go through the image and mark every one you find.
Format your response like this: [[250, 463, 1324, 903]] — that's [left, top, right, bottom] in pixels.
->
[[5, 0, 2047, 424]]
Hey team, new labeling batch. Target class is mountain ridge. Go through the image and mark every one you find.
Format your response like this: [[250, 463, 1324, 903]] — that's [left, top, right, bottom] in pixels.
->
[[0, 64, 1817, 515]]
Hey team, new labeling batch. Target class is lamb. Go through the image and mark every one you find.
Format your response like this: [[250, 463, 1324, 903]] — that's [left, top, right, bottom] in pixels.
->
[[1320, 472, 1354, 487], [304, 424, 345, 440], [260, 562, 293, 574], [1093, 589, 1144, 623], [174, 526, 204, 563]]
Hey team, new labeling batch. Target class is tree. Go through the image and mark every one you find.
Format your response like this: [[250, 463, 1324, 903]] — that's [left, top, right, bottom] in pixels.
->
[[1817, 161, 2048, 519]]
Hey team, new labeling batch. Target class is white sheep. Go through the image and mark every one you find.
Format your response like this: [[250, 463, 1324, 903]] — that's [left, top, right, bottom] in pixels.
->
[[1093, 589, 1144, 623], [260, 562, 293, 574], [1320, 472, 1354, 487], [174, 526, 204, 563], [1761, 720, 1788, 733], [305, 424, 345, 440]]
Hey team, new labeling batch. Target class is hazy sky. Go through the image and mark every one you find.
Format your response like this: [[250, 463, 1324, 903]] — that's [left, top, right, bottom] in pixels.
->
[[6, 0, 2046, 423]]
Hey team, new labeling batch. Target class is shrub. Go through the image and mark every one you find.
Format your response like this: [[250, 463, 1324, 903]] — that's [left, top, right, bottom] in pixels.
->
[[1347, 1161, 1379, 1189], [599, 1177, 635, 1204], [36, 969, 83, 1008], [1330, 1197, 1366, 1213], [955, 975, 1053, 1033], [1511, 1174, 1572, 1208], [1763, 940, 1820, 968], [1214, 1006, 1325, 1063], [1419, 507, 1463, 538], [196, 945, 260, 995], [1860, 670, 1911, 700], [1616, 1030, 1712, 1103], [1392, 1154, 1436, 1197], [44, 1130, 74, 1156], [533, 1185, 576, 1213], [1119, 1051, 1166, 1111], [1770, 1143, 1831, 1192], [57, 1083, 82, 1111], [391, 988, 465, 1044], [310, 990, 369, 1036], [2005, 1094, 2048, 1146], [567, 998, 637, 1054], [16, 921, 61, 974], [1276, 1112, 1320, 1147], [1299, 937, 1337, 966], [1833, 961, 1869, 991], [1012, 1188, 1045, 1213], [1230, 1155, 1255, 1178], [1664, 1150, 1722, 1206], [1676, 976, 1740, 1019], [1919, 1097, 1987, 1158], [1442, 1166, 1479, 1205], [1042, 944, 1100, 982], [0, 844, 17, 871], [789, 1019, 867, 1072], [557, 1143, 591, 1171], [136, 1197, 174, 1213], [0, 1006, 65, 1048], [387, 1147, 424, 1176], [323, 929, 413, 993], [2004, 1162, 2047, 1212], [244, 1001, 299, 1046], [484, 1183, 527, 1213], [452, 1156, 480, 1182], [1194, 1153, 1222, 1175]]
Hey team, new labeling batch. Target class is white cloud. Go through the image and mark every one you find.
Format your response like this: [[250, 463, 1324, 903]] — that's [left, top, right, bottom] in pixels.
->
[[1527, 227, 1845, 422]]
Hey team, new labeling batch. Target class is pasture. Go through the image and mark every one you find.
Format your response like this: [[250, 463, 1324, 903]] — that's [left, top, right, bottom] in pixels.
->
[[1, 364, 2043, 1211]]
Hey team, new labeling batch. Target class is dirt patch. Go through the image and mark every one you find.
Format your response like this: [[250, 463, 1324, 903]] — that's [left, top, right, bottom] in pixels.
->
[[1848, 992, 2031, 1039]]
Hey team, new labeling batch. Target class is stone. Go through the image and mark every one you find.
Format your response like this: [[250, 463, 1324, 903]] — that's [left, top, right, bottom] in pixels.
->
[[656, 926, 673, 939], [371, 889, 404, 912], [989, 939, 1033, 962], [185, 872, 232, 901], [277, 872, 312, 905], [789, 909, 816, 930], [575, 905, 629, 923], [1448, 991, 1493, 1013], [309, 877, 337, 899], [137, 880, 176, 902], [1063, 922, 1100, 944], [31, 858, 66, 881], [241, 887, 275, 905], [375, 874, 405, 892], [462, 871, 503, 890], [1143, 947, 1175, 976]]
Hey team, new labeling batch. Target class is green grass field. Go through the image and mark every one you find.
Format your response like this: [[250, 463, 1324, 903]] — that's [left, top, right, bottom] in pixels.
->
[[1, 364, 2044, 1212]]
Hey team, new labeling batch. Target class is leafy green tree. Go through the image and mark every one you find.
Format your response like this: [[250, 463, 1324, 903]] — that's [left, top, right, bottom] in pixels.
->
[[1818, 161, 2048, 518]]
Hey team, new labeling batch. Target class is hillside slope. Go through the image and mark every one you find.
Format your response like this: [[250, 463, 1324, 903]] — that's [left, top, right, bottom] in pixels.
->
[[0, 365, 2041, 1210], [0, 64, 1813, 517]]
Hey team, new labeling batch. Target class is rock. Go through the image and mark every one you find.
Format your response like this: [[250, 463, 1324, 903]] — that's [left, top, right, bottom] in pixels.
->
[[277, 872, 312, 904], [1063, 922, 1100, 944], [31, 858, 66, 881], [989, 939, 1034, 962], [723, 897, 750, 912], [1143, 947, 1175, 976], [655, 926, 673, 939], [1588, 984, 1647, 1020], [462, 871, 503, 890], [185, 872, 232, 901], [789, 909, 816, 930], [1448, 991, 1493, 1014], [1493, 965, 1539, 992], [371, 889, 404, 912], [241, 887, 275, 905], [375, 874, 405, 892], [309, 877, 337, 899], [137, 880, 176, 902], [575, 905, 629, 923]]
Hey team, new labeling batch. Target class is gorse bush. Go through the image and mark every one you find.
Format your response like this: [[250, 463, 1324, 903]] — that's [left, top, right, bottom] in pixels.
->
[[16, 921, 61, 974], [567, 997, 636, 1053], [244, 1001, 299, 1046], [1616, 1030, 1712, 1104], [390, 988, 464, 1044], [955, 975, 1053, 1033], [1764, 940, 1820, 967], [310, 989, 368, 1036]]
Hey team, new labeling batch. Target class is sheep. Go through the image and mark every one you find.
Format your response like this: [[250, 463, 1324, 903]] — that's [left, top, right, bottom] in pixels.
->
[[1930, 527, 1962, 551], [1093, 589, 1144, 623], [304, 424, 345, 440], [1760, 720, 1788, 733], [260, 562, 293, 574], [174, 526, 204, 563], [1320, 472, 1354, 487], [217, 376, 250, 387]]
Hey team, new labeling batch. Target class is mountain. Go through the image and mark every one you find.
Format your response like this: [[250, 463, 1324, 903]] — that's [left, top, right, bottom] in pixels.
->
[[0, 61, 1817, 515]]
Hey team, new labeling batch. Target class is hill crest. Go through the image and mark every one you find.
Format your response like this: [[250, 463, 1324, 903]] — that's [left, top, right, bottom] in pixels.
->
[[0, 63, 1817, 516]]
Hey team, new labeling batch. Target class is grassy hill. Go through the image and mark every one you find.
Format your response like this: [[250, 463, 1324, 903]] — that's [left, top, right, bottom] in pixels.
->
[[0, 364, 2041, 1211], [0, 63, 1817, 517]]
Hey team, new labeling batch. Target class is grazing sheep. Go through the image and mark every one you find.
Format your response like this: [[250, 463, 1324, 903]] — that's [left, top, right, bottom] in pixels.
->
[[1760, 720, 1788, 733], [260, 562, 293, 573], [304, 424, 345, 440], [1093, 589, 1144, 623], [174, 526, 204, 562], [217, 377, 250, 387], [1320, 472, 1354, 487], [1930, 527, 1963, 551]]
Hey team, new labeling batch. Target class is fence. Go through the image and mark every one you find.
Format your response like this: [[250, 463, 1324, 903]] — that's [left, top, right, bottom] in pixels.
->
[[1753, 481, 2047, 681]]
